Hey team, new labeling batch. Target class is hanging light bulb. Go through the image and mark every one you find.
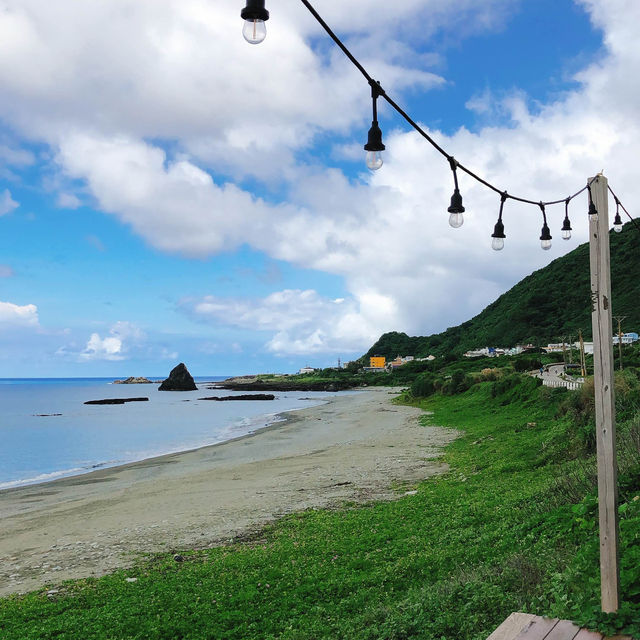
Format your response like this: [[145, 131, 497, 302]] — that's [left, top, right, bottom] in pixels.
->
[[364, 122, 384, 170], [613, 198, 623, 232], [491, 192, 507, 251], [587, 185, 598, 222], [364, 80, 385, 170], [539, 202, 552, 250], [241, 0, 269, 44], [561, 197, 572, 240], [447, 157, 465, 228]]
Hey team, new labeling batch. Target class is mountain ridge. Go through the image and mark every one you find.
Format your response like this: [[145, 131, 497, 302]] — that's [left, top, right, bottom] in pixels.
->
[[365, 221, 640, 359]]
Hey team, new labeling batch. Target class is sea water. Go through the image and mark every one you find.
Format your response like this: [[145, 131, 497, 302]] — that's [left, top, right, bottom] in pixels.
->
[[0, 377, 337, 490]]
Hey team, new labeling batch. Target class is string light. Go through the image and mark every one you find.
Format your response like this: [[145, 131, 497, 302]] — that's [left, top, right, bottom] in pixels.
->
[[241, 0, 269, 44], [243, 0, 636, 247], [364, 81, 385, 171], [587, 185, 598, 222], [561, 197, 572, 240], [539, 203, 552, 251], [447, 157, 465, 228], [613, 196, 623, 233], [491, 192, 508, 251]]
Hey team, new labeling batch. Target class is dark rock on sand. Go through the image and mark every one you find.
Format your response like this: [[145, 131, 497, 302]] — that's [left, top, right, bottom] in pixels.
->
[[158, 363, 197, 391], [198, 394, 275, 401], [84, 398, 149, 405]]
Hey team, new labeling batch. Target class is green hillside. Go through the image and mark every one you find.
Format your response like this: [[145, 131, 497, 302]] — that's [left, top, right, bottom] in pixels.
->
[[366, 220, 640, 359]]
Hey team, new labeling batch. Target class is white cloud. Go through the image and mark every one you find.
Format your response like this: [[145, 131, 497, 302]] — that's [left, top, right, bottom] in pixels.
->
[[182, 289, 392, 355], [57, 192, 81, 209], [0, 143, 35, 167], [0, 189, 18, 216], [0, 301, 39, 327], [82, 333, 125, 361], [60, 321, 146, 362]]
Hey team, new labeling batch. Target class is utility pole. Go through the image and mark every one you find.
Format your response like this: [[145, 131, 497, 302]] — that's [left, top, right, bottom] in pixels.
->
[[613, 316, 627, 371], [589, 173, 620, 612], [578, 329, 587, 378], [568, 334, 574, 365]]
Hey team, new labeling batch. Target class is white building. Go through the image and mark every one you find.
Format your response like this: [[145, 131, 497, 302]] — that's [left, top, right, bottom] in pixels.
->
[[298, 366, 316, 374], [613, 332, 639, 345]]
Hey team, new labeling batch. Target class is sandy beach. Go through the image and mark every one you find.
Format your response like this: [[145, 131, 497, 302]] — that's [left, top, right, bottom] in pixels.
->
[[0, 388, 456, 597]]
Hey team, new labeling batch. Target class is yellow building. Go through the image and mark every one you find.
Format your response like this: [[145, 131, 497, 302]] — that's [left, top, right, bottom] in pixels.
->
[[369, 356, 386, 369]]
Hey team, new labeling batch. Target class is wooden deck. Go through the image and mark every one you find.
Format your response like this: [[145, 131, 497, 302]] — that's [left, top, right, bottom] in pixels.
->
[[487, 613, 633, 640]]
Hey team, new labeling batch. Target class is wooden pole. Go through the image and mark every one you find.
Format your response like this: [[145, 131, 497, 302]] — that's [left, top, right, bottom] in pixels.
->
[[588, 173, 620, 612]]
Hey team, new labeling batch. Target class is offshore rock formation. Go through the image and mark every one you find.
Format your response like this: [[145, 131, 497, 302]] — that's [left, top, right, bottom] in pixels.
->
[[113, 377, 154, 384], [84, 398, 149, 405], [158, 363, 197, 391]]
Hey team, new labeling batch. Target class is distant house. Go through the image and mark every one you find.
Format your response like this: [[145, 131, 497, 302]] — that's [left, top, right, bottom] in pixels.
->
[[298, 366, 316, 374], [613, 332, 639, 345], [464, 348, 489, 358], [387, 355, 415, 369]]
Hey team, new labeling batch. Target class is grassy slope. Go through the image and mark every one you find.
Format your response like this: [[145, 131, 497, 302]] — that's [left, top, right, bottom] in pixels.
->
[[365, 220, 640, 360], [1, 381, 639, 640]]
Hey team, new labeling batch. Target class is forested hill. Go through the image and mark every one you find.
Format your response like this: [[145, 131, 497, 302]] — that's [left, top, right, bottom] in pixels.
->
[[365, 220, 640, 359]]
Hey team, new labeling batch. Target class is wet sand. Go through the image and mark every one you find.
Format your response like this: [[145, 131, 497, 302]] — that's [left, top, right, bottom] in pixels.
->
[[0, 387, 456, 597]]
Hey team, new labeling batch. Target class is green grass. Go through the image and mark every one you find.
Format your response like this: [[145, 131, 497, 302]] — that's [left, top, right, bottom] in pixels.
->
[[1, 380, 639, 639]]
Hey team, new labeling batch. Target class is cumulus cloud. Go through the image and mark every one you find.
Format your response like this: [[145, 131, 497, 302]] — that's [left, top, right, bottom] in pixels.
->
[[181, 289, 392, 355], [57, 192, 81, 209], [0, 301, 39, 327], [0, 189, 18, 215], [59, 321, 146, 361]]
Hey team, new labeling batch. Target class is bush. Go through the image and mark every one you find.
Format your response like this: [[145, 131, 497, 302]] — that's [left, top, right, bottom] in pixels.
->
[[411, 372, 437, 398], [514, 357, 542, 372]]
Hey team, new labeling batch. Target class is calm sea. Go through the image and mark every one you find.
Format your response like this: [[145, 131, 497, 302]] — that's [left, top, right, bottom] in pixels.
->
[[0, 377, 337, 490]]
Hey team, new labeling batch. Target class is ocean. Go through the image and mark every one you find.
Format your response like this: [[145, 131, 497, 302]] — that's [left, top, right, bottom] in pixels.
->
[[0, 377, 338, 490]]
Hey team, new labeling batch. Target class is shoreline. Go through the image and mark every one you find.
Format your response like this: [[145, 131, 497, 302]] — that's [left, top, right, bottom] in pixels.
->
[[0, 390, 339, 493], [0, 388, 457, 598]]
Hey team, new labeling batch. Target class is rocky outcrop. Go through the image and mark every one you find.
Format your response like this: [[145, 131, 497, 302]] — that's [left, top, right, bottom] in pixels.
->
[[198, 394, 275, 401], [84, 397, 149, 405], [158, 363, 197, 391], [113, 377, 154, 384]]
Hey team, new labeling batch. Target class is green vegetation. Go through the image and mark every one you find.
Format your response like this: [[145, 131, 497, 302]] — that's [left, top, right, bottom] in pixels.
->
[[2, 374, 639, 639], [365, 221, 640, 360]]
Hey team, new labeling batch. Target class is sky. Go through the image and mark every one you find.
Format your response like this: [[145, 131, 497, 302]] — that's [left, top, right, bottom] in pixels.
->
[[0, 0, 637, 377]]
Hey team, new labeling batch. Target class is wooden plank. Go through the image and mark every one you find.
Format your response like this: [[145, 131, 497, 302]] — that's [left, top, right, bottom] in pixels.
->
[[589, 174, 620, 612], [544, 619, 581, 640], [514, 616, 558, 639], [573, 629, 603, 640], [486, 613, 537, 640]]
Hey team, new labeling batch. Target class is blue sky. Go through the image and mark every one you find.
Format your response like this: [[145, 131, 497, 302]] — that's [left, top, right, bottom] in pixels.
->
[[0, 0, 636, 377]]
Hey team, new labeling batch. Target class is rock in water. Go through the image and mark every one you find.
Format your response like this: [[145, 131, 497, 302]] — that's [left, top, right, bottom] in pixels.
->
[[158, 363, 197, 391]]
